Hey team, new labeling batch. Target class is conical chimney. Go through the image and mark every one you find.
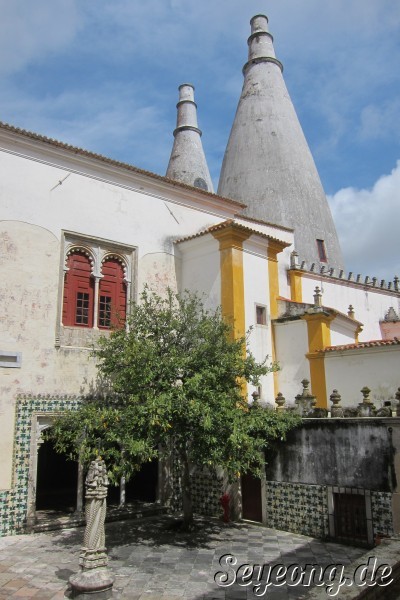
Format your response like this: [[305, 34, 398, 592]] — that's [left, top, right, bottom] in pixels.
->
[[166, 84, 214, 193], [218, 15, 344, 269]]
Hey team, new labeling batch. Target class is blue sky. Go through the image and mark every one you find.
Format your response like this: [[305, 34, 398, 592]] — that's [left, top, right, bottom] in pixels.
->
[[1, 0, 400, 280]]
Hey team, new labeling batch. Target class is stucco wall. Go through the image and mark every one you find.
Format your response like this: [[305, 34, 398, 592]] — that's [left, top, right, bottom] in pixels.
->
[[324, 346, 400, 407], [0, 144, 232, 492], [265, 419, 397, 492], [178, 235, 221, 310], [243, 241, 275, 403], [300, 275, 400, 341], [329, 316, 358, 346], [0, 222, 102, 488], [274, 319, 310, 403]]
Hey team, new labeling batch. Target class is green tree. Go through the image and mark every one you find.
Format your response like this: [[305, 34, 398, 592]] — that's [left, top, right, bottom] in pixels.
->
[[49, 288, 300, 527]]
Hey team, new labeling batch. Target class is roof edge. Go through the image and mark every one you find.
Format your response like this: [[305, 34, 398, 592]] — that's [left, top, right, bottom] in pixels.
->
[[0, 121, 246, 211]]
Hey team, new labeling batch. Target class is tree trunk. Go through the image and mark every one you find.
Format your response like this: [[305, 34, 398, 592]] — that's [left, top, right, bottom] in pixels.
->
[[181, 451, 193, 528]]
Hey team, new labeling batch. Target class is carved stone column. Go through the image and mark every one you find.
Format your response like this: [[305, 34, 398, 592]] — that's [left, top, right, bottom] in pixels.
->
[[69, 458, 114, 599]]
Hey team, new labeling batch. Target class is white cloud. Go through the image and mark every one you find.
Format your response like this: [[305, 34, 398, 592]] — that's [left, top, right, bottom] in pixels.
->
[[328, 162, 400, 280], [0, 0, 81, 75], [359, 100, 400, 141]]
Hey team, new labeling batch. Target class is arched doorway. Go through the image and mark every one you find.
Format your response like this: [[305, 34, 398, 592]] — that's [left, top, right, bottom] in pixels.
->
[[36, 437, 78, 512]]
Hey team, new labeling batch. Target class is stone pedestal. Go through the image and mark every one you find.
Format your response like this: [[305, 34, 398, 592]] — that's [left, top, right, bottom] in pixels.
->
[[69, 567, 114, 599], [69, 458, 114, 599]]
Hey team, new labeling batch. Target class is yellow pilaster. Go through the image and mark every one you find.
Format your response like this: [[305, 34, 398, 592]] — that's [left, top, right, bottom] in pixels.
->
[[212, 226, 250, 396], [267, 240, 289, 396], [302, 312, 334, 408], [212, 227, 250, 340], [289, 270, 303, 303]]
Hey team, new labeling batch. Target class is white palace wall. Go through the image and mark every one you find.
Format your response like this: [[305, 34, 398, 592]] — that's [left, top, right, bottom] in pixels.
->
[[0, 138, 238, 491], [300, 274, 399, 341], [324, 346, 400, 407]]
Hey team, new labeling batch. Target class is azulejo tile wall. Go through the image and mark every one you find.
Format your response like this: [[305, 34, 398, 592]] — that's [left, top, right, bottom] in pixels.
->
[[169, 455, 223, 518], [265, 481, 329, 538], [371, 491, 394, 537], [0, 394, 81, 537], [265, 481, 394, 541]]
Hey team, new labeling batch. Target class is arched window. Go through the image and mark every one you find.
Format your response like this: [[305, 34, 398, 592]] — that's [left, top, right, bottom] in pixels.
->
[[98, 258, 127, 329], [62, 251, 94, 327]]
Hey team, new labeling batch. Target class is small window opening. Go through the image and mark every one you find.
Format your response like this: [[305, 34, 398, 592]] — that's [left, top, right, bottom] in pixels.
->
[[317, 239, 327, 262], [75, 292, 90, 325], [256, 305, 267, 325], [99, 295, 112, 328]]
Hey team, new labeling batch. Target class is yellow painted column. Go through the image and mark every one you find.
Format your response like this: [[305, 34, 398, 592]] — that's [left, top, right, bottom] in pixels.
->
[[289, 270, 303, 303], [302, 312, 334, 408], [212, 226, 250, 340], [267, 241, 289, 396], [212, 226, 250, 396]]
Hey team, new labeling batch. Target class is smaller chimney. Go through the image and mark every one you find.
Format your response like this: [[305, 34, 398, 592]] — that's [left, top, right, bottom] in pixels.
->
[[166, 84, 214, 193]]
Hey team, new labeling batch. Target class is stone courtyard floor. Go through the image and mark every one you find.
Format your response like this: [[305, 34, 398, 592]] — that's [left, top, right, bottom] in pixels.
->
[[0, 515, 377, 599]]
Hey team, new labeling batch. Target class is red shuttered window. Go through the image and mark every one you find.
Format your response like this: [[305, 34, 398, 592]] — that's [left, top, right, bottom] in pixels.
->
[[63, 252, 94, 327], [98, 258, 126, 329]]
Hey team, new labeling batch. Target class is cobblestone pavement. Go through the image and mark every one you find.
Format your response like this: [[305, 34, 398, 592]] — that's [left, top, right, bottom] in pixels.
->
[[0, 516, 367, 599]]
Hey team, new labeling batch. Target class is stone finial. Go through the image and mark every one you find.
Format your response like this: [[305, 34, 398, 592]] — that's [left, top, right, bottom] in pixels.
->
[[339, 270, 344, 279], [361, 386, 372, 404], [372, 277, 377, 287], [348, 272, 353, 281], [330, 389, 344, 418], [251, 390, 260, 406], [394, 276, 399, 292], [295, 379, 317, 416], [348, 305, 355, 319], [358, 386, 376, 417], [380, 280, 386, 289], [376, 401, 392, 417], [385, 307, 399, 322], [290, 250, 299, 269], [69, 458, 114, 598], [313, 286, 322, 308], [275, 392, 286, 413], [310, 263, 316, 272], [356, 274, 361, 283]]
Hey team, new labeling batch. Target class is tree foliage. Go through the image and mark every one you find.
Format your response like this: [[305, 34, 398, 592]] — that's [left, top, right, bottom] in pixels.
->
[[49, 288, 300, 524]]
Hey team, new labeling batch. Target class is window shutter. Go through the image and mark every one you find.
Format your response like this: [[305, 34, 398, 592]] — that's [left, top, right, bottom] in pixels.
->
[[99, 259, 126, 329], [62, 252, 94, 327]]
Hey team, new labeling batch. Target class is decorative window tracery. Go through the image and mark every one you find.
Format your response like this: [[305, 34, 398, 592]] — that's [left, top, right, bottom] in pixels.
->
[[60, 234, 134, 340], [63, 251, 94, 327], [98, 257, 127, 329]]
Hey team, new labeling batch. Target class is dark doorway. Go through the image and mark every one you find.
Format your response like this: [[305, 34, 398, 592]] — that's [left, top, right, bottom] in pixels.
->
[[107, 457, 159, 506], [126, 458, 158, 503], [241, 473, 262, 522], [334, 492, 368, 543], [107, 483, 121, 506], [36, 438, 78, 512]]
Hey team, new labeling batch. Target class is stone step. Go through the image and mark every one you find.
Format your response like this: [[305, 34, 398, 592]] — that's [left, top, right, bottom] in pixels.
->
[[32, 502, 168, 533]]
